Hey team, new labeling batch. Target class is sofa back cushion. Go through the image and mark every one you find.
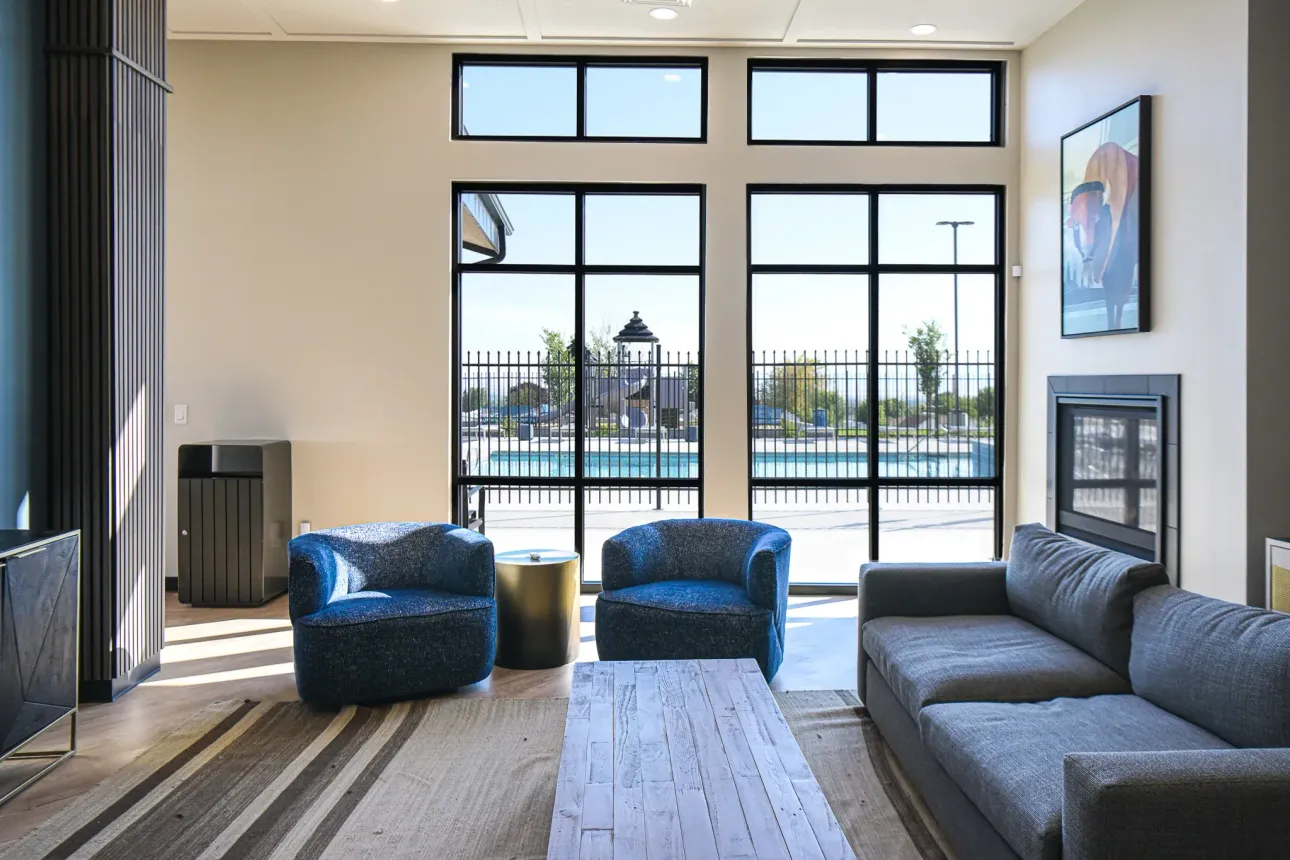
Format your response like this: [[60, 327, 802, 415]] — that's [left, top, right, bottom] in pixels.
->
[[1131, 585, 1290, 748], [1007, 524, 1169, 677]]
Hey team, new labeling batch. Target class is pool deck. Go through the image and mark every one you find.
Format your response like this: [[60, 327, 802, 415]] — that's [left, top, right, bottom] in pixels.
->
[[476, 500, 995, 586]]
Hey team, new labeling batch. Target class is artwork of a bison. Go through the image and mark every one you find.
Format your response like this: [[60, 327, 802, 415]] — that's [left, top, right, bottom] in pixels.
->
[[1061, 98, 1150, 336]]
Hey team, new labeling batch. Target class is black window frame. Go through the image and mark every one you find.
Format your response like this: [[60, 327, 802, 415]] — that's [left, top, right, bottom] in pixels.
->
[[453, 54, 709, 144], [452, 182, 707, 591], [747, 59, 1006, 147], [746, 183, 1007, 590]]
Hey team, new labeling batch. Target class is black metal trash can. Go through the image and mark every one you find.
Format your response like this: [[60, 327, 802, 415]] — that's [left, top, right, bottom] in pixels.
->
[[177, 441, 291, 606]]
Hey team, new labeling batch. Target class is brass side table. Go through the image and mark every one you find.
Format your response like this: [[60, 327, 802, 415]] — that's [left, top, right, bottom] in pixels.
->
[[494, 549, 580, 670]]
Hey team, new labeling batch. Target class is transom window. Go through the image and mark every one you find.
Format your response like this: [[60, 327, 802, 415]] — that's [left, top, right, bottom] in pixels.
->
[[748, 60, 1004, 146], [454, 55, 707, 143]]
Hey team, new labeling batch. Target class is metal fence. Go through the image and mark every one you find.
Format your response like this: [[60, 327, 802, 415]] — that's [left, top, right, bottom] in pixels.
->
[[460, 349, 700, 483], [459, 349, 996, 505]]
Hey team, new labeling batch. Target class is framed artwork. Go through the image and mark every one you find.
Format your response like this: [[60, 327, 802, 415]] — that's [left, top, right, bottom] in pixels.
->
[[1061, 96, 1152, 337]]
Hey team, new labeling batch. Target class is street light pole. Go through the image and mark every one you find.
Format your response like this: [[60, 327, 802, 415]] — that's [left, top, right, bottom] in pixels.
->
[[935, 220, 974, 407]]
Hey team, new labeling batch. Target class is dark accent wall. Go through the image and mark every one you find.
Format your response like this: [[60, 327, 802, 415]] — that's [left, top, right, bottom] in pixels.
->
[[1247, 0, 1290, 608], [47, 0, 169, 701], [0, 0, 46, 532]]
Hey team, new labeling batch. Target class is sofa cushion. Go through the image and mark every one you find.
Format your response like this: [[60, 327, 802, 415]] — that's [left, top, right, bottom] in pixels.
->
[[1007, 523, 1169, 678], [296, 587, 494, 628], [863, 615, 1131, 722], [1130, 585, 1290, 748], [919, 695, 1232, 860]]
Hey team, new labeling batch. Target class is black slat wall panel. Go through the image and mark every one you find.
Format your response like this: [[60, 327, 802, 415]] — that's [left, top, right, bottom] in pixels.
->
[[47, 0, 168, 701]]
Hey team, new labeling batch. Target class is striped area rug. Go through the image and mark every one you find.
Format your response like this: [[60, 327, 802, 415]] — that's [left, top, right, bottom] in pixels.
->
[[2, 693, 950, 860]]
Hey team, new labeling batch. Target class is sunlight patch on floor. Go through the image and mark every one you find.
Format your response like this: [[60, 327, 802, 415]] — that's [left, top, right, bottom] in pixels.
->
[[160, 630, 293, 664], [164, 617, 292, 643], [144, 662, 296, 687]]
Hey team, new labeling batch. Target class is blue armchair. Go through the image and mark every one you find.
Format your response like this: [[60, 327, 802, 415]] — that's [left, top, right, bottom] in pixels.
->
[[594, 519, 792, 679], [289, 522, 496, 705]]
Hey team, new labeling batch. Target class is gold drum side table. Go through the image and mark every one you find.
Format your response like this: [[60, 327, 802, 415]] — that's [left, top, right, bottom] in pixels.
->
[[494, 549, 580, 670]]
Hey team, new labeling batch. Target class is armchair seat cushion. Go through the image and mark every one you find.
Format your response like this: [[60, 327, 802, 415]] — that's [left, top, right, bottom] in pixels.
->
[[294, 592, 496, 705], [596, 580, 780, 677], [863, 615, 1131, 722], [296, 588, 494, 628], [599, 580, 766, 616], [919, 695, 1233, 860]]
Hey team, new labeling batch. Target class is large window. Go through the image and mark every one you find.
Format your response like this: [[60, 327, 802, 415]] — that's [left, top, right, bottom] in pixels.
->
[[748, 60, 1004, 146], [454, 185, 704, 586], [748, 186, 1004, 586], [454, 55, 707, 142]]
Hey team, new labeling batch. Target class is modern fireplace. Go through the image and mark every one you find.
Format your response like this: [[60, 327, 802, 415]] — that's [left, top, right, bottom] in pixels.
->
[[1047, 376, 1180, 584]]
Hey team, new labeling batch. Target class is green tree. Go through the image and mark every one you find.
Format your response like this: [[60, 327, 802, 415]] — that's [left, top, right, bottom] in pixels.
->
[[881, 398, 909, 421], [974, 386, 996, 423], [506, 381, 548, 408], [539, 328, 575, 408], [816, 390, 845, 427], [760, 360, 824, 422], [852, 399, 870, 426], [588, 323, 616, 366], [462, 387, 488, 411], [934, 392, 961, 414], [906, 321, 947, 410]]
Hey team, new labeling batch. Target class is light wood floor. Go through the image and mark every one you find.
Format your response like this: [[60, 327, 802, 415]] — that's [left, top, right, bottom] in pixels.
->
[[0, 592, 858, 847]]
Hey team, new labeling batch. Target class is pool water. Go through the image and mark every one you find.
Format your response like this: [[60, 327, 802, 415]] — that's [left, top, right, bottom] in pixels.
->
[[483, 446, 994, 480]]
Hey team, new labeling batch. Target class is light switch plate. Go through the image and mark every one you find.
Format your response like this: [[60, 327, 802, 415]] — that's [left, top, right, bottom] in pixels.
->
[[174, 404, 188, 424], [1011, 265, 1023, 277]]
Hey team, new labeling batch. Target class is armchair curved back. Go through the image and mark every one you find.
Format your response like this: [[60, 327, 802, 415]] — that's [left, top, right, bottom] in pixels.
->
[[602, 518, 788, 593], [289, 522, 494, 620]]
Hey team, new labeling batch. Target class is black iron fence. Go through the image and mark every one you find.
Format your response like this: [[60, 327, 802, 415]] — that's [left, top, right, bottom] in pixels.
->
[[460, 349, 699, 481], [750, 349, 995, 479], [459, 348, 996, 503]]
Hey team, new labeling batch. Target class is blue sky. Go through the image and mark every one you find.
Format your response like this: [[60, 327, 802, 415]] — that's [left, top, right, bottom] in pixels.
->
[[459, 67, 998, 366]]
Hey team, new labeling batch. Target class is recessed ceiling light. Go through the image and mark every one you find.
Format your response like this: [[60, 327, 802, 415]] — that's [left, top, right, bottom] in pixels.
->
[[663, 73, 681, 82], [649, 7, 678, 20], [910, 23, 938, 36]]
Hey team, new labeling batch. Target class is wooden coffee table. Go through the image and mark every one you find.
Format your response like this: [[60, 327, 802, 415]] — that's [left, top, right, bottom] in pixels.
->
[[546, 659, 855, 859]]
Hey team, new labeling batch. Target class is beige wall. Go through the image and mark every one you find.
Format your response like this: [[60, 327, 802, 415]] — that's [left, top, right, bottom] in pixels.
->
[[165, 41, 1021, 579], [1017, 0, 1250, 600]]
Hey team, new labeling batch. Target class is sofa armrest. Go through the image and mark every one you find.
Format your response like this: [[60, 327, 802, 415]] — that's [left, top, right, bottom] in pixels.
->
[[858, 562, 1008, 701], [288, 535, 347, 621], [601, 524, 670, 591], [742, 529, 791, 614], [1063, 749, 1290, 860], [432, 526, 495, 598]]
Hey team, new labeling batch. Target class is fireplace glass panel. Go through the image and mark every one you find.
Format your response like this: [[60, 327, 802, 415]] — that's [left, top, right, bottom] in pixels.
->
[[1067, 408, 1159, 533]]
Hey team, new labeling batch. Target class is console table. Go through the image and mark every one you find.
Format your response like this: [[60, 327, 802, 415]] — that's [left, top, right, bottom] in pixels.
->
[[0, 530, 80, 805]]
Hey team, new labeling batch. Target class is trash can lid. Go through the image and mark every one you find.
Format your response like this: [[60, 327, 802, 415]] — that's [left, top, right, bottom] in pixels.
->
[[496, 549, 579, 565]]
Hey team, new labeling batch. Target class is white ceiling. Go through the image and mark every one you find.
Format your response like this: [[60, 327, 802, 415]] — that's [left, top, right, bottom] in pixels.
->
[[168, 0, 1086, 48]]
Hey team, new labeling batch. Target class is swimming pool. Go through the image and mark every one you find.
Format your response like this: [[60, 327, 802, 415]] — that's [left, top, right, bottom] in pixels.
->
[[482, 446, 994, 480]]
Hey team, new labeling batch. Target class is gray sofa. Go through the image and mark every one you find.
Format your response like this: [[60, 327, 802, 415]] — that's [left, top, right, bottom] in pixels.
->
[[859, 523, 1290, 860]]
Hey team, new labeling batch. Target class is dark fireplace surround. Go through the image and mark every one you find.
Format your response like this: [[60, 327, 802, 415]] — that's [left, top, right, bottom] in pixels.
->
[[1047, 375, 1180, 585]]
